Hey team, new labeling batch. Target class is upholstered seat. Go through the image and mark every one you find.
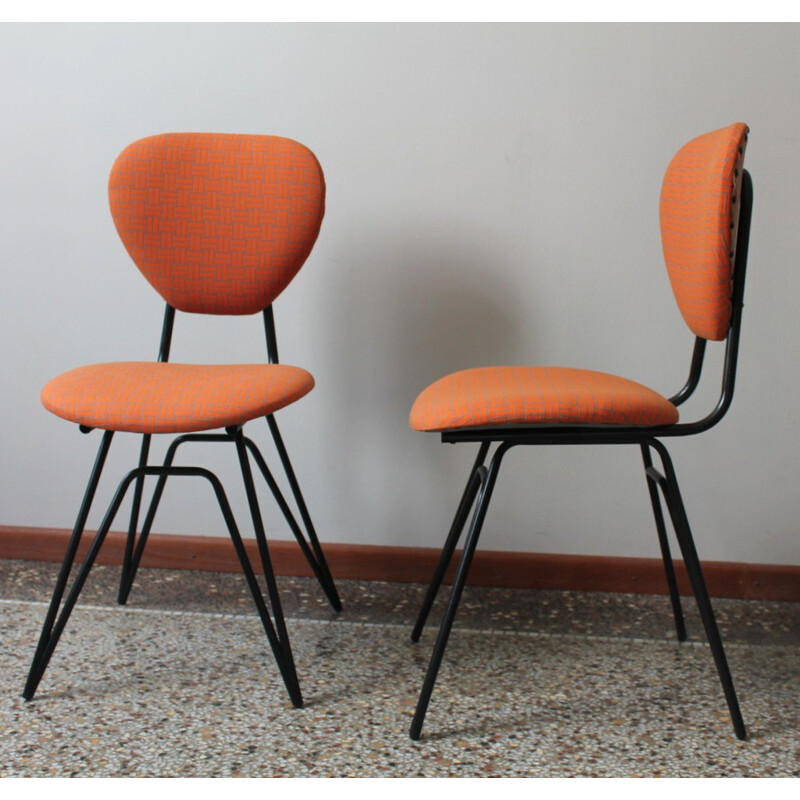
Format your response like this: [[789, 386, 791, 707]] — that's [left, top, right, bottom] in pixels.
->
[[41, 362, 314, 434], [410, 366, 678, 431]]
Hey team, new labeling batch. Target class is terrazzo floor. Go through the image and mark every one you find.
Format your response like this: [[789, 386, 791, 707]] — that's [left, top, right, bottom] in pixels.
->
[[0, 559, 797, 777]]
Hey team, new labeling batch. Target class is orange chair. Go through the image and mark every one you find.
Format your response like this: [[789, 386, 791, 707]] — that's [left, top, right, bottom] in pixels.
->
[[408, 123, 753, 740], [25, 134, 341, 707]]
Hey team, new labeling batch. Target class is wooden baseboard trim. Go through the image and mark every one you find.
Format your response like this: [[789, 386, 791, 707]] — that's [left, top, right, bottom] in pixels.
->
[[1, 525, 797, 601]]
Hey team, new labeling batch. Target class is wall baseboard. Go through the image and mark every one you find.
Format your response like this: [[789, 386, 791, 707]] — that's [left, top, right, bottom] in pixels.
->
[[1, 525, 797, 601]]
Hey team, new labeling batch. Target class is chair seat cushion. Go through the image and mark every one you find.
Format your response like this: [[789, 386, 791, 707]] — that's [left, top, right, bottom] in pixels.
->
[[41, 362, 314, 434], [409, 366, 678, 431]]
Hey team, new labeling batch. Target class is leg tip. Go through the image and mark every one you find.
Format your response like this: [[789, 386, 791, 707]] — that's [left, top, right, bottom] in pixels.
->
[[410, 713, 425, 740]]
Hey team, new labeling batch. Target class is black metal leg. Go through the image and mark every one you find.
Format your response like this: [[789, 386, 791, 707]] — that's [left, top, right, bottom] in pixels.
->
[[26, 465, 194, 699], [181, 463, 299, 708], [232, 427, 303, 708], [640, 444, 686, 642], [24, 431, 114, 700], [411, 442, 490, 642], [651, 442, 747, 740], [410, 442, 512, 740], [265, 414, 341, 611], [119, 426, 341, 613], [27, 452, 306, 705], [25, 431, 143, 699], [116, 438, 179, 604], [118, 434, 151, 605], [244, 437, 340, 612], [120, 434, 230, 602], [124, 465, 305, 708]]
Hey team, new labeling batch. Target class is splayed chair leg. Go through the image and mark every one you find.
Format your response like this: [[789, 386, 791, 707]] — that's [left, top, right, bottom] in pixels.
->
[[412, 442, 490, 642], [265, 414, 341, 611], [24, 431, 115, 700], [118, 433, 151, 605], [232, 427, 303, 707], [641, 443, 687, 641], [650, 441, 746, 740], [410, 442, 512, 740]]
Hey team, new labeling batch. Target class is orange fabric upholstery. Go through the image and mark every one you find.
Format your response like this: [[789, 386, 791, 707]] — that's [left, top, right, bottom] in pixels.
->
[[409, 366, 678, 432], [41, 362, 314, 434], [27, 134, 342, 708], [660, 123, 748, 340], [406, 125, 754, 742], [108, 133, 325, 315]]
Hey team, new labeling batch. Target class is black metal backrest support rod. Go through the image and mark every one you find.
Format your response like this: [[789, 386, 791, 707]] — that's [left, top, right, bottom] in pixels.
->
[[668, 337, 706, 407], [158, 304, 176, 363], [162, 303, 279, 365], [263, 305, 279, 364], [162, 302, 279, 366], [714, 168, 753, 420]]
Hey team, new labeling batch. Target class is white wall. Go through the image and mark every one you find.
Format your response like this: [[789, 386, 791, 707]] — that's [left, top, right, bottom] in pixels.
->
[[1, 23, 798, 565]]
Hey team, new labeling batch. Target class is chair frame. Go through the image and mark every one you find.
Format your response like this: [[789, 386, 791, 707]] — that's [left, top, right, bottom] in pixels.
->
[[409, 170, 753, 741], [24, 303, 340, 707]]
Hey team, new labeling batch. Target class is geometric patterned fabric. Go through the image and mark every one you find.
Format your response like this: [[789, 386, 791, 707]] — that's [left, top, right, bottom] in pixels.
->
[[411, 124, 749, 434], [41, 134, 325, 435], [108, 133, 325, 315], [41, 362, 314, 434], [660, 123, 748, 340], [409, 366, 678, 432]]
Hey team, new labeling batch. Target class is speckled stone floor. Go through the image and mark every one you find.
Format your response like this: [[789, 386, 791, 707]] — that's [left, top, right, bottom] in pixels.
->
[[0, 559, 798, 777]]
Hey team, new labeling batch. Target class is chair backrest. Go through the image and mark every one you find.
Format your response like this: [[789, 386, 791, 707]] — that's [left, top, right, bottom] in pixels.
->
[[660, 123, 749, 341], [108, 133, 326, 315]]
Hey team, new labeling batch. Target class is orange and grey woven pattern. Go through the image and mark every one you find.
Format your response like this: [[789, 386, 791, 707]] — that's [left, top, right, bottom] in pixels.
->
[[409, 367, 678, 432], [41, 362, 314, 434], [108, 133, 325, 315], [660, 123, 748, 340]]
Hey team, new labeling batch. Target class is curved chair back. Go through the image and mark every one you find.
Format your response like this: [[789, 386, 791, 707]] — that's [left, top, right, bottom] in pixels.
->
[[108, 133, 326, 315], [660, 122, 749, 341]]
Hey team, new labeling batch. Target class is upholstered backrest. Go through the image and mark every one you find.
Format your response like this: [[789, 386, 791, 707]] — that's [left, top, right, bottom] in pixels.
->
[[108, 133, 325, 315], [660, 123, 749, 341]]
